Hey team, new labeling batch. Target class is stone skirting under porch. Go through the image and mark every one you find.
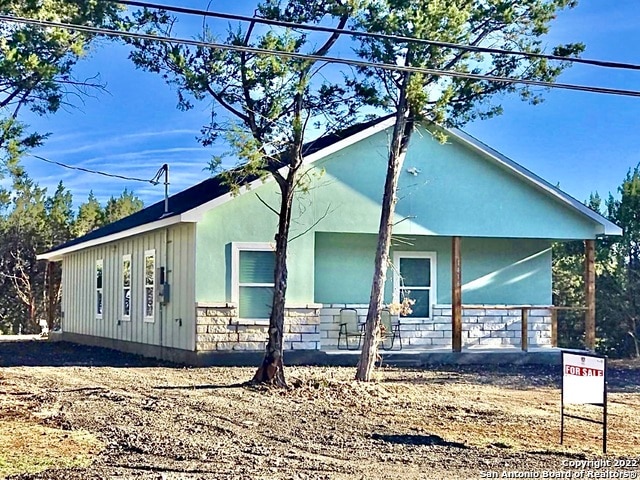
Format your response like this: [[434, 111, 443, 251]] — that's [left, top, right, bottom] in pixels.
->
[[319, 304, 553, 350]]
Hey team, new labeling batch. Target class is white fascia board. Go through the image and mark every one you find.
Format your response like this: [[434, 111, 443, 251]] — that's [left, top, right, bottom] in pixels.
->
[[447, 128, 623, 237], [36, 215, 184, 261], [300, 117, 396, 166], [181, 118, 397, 222]]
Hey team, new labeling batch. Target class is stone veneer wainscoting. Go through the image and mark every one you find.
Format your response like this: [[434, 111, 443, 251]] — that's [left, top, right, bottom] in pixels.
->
[[196, 303, 552, 351], [195, 303, 322, 352], [319, 304, 553, 350]]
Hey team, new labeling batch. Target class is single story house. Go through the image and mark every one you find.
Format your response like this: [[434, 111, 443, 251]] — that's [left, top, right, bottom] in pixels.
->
[[38, 117, 621, 364]]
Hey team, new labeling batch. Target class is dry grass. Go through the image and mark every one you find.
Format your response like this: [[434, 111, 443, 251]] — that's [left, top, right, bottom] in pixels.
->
[[0, 403, 101, 478], [282, 366, 640, 456], [1, 359, 639, 478]]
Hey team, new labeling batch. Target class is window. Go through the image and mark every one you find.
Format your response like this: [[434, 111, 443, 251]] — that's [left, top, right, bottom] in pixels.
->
[[393, 252, 436, 319], [96, 259, 103, 319], [122, 254, 131, 320], [144, 250, 155, 322], [232, 243, 275, 320]]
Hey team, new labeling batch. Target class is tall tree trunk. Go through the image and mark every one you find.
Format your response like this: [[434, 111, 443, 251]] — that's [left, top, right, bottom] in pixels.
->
[[252, 170, 296, 387], [28, 300, 37, 334], [356, 73, 414, 381], [251, 81, 308, 387], [630, 317, 640, 358]]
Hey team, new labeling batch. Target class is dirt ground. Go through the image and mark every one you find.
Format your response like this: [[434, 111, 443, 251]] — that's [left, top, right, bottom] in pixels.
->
[[1, 340, 640, 480]]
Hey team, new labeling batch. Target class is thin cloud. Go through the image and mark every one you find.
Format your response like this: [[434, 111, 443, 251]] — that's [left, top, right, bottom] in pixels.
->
[[39, 129, 202, 157], [80, 147, 213, 165], [120, 129, 200, 140]]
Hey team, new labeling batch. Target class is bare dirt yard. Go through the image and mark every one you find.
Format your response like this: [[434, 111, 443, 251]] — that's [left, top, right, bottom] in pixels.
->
[[1, 340, 640, 480]]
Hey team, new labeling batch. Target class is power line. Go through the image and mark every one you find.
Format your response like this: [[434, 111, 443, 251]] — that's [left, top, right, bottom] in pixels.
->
[[113, 0, 640, 72], [27, 153, 163, 185], [3, 14, 640, 98]]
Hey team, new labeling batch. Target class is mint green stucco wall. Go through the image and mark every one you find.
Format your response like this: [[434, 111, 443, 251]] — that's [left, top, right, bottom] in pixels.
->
[[313, 233, 394, 304], [307, 126, 599, 239], [195, 183, 314, 304], [314, 233, 551, 305], [461, 237, 551, 304], [195, 124, 594, 304]]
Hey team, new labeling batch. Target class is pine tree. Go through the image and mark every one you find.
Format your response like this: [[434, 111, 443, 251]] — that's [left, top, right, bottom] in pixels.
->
[[126, 0, 361, 386], [104, 188, 144, 225], [0, 0, 122, 172], [353, 0, 584, 380], [73, 191, 105, 237]]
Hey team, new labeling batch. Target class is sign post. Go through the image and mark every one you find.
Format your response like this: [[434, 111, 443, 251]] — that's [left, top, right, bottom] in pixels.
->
[[561, 350, 607, 453]]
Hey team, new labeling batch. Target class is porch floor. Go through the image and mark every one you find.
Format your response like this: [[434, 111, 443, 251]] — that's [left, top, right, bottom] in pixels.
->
[[321, 345, 562, 366]]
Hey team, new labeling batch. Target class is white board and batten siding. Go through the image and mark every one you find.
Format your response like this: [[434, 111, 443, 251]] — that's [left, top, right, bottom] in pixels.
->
[[61, 223, 196, 351]]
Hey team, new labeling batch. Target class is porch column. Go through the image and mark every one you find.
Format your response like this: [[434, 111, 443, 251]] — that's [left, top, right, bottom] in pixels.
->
[[521, 308, 529, 352], [584, 239, 596, 350], [452, 236, 462, 352]]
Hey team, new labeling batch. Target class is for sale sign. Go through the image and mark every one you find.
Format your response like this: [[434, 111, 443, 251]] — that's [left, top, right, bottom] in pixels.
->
[[562, 351, 606, 405], [560, 350, 607, 452]]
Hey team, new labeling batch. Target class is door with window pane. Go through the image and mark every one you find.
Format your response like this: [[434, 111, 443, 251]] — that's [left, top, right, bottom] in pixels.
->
[[238, 250, 275, 319], [396, 254, 435, 318]]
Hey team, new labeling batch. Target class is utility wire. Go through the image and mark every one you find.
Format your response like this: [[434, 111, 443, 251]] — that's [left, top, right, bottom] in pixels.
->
[[2, 14, 640, 99], [27, 153, 162, 185], [113, 0, 640, 72]]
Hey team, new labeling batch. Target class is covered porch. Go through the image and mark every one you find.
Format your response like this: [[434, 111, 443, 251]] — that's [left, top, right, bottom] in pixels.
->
[[317, 236, 597, 353]]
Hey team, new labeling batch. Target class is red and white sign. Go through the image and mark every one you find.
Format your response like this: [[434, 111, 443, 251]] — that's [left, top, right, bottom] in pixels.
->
[[562, 352, 605, 404]]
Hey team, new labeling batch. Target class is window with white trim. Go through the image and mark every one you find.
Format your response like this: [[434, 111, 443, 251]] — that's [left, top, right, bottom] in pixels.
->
[[393, 251, 436, 319], [96, 259, 103, 319], [233, 243, 275, 320], [122, 254, 131, 320], [144, 250, 155, 322]]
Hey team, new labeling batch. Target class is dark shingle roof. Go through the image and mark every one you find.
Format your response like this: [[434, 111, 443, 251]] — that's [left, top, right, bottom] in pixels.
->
[[44, 115, 393, 255]]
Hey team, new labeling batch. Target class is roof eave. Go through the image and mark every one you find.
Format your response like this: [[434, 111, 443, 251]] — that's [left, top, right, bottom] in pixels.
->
[[602, 224, 623, 236], [37, 214, 186, 261]]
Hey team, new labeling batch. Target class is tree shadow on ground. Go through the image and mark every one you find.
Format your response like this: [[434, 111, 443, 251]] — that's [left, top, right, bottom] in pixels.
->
[[371, 433, 468, 449], [0, 340, 176, 368], [380, 365, 640, 394], [526, 450, 590, 459], [380, 365, 560, 390], [153, 383, 248, 390]]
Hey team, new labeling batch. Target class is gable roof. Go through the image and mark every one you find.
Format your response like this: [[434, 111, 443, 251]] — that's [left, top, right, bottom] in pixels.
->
[[445, 127, 621, 237], [38, 115, 620, 261]]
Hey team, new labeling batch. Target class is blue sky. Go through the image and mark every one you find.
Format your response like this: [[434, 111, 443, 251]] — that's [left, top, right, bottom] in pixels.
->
[[19, 0, 640, 210]]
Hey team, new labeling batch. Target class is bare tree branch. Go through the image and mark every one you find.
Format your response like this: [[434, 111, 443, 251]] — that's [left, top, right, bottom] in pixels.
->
[[254, 192, 279, 216], [289, 203, 334, 242]]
